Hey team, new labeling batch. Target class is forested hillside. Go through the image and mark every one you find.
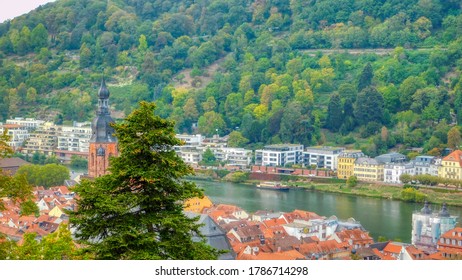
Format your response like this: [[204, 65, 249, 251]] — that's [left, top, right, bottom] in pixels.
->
[[1, 0, 462, 156]]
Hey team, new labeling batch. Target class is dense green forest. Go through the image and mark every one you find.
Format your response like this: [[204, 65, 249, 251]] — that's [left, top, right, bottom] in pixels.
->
[[1, 0, 462, 156]]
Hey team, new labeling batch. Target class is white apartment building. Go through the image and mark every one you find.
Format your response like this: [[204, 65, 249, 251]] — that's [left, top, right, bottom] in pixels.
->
[[303, 146, 345, 170], [384, 162, 415, 184], [282, 218, 338, 241], [22, 122, 59, 155], [57, 125, 92, 153], [412, 156, 440, 177], [176, 134, 204, 146], [0, 124, 30, 150], [174, 146, 202, 165], [255, 144, 304, 167], [211, 147, 252, 168], [6, 118, 45, 131], [384, 156, 441, 184]]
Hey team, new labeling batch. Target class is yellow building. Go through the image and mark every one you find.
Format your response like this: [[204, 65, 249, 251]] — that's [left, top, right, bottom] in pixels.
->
[[439, 150, 462, 180], [353, 158, 384, 182], [184, 195, 213, 213], [49, 205, 64, 218], [337, 150, 364, 179]]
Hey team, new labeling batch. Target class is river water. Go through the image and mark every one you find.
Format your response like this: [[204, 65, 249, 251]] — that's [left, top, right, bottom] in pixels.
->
[[194, 180, 462, 243]]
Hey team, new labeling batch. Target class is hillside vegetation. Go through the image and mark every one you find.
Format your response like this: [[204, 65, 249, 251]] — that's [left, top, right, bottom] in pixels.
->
[[1, 0, 462, 156]]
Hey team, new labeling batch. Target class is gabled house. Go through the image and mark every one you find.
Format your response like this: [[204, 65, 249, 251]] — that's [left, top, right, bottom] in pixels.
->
[[185, 212, 235, 260], [237, 248, 306, 260], [331, 228, 374, 250], [228, 222, 264, 243], [183, 195, 213, 213], [36, 198, 50, 212], [204, 204, 249, 220], [439, 150, 462, 180], [298, 239, 350, 260], [280, 209, 322, 223], [401, 245, 428, 260]]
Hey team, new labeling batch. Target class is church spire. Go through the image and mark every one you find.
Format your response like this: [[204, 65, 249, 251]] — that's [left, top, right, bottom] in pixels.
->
[[88, 76, 118, 178], [97, 77, 110, 116], [90, 77, 116, 143]]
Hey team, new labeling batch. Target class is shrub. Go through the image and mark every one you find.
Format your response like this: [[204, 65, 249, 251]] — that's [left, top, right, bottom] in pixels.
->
[[346, 176, 358, 188]]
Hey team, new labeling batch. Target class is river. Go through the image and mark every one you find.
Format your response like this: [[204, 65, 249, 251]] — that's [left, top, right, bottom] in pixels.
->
[[194, 180, 462, 243]]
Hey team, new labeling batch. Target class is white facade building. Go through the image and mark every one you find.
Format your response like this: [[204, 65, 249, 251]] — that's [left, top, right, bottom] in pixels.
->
[[22, 122, 59, 155], [282, 218, 338, 241], [384, 162, 415, 184], [0, 124, 30, 150], [212, 147, 252, 168], [6, 118, 45, 131], [57, 125, 92, 153], [176, 134, 204, 146], [412, 156, 440, 177], [384, 156, 442, 184], [255, 144, 304, 167], [174, 146, 203, 165], [411, 202, 458, 252], [303, 146, 345, 170]]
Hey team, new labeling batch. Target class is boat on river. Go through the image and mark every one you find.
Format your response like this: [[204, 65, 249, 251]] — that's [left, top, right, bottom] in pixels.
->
[[256, 181, 290, 191]]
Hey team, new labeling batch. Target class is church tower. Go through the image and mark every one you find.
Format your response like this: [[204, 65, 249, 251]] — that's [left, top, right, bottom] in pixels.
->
[[88, 78, 118, 178]]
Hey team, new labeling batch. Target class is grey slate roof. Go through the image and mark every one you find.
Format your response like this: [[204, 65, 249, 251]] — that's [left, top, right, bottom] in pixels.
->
[[185, 212, 236, 260], [375, 152, 407, 164], [0, 157, 30, 169], [355, 157, 381, 165]]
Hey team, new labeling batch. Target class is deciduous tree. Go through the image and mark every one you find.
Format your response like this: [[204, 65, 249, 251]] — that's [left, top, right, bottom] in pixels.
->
[[16, 164, 69, 188], [0, 131, 36, 215], [447, 126, 462, 150]]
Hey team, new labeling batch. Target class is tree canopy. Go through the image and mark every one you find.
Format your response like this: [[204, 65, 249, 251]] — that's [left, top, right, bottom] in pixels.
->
[[0, 130, 36, 215], [0, 0, 461, 155], [70, 101, 219, 260], [16, 163, 69, 188]]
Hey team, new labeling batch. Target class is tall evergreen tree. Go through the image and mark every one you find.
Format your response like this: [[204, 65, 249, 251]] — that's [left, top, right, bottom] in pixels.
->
[[357, 62, 373, 92], [354, 86, 384, 126], [326, 93, 343, 132], [340, 98, 355, 134], [70, 102, 219, 260]]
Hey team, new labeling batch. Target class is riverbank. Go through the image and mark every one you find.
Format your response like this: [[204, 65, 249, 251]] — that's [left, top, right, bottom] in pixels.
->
[[187, 173, 462, 207], [296, 181, 462, 207]]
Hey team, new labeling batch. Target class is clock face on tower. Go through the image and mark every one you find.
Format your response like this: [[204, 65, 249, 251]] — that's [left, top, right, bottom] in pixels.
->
[[88, 78, 118, 178]]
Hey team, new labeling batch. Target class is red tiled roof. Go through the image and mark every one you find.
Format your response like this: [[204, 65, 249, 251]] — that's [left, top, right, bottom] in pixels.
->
[[443, 150, 462, 165], [262, 218, 287, 228], [405, 246, 427, 260], [372, 248, 395, 260], [282, 209, 322, 223], [440, 227, 462, 241], [254, 250, 306, 260], [298, 239, 348, 257], [383, 243, 402, 254], [335, 228, 374, 246], [1, 124, 22, 129], [0, 224, 23, 239], [429, 248, 462, 260]]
